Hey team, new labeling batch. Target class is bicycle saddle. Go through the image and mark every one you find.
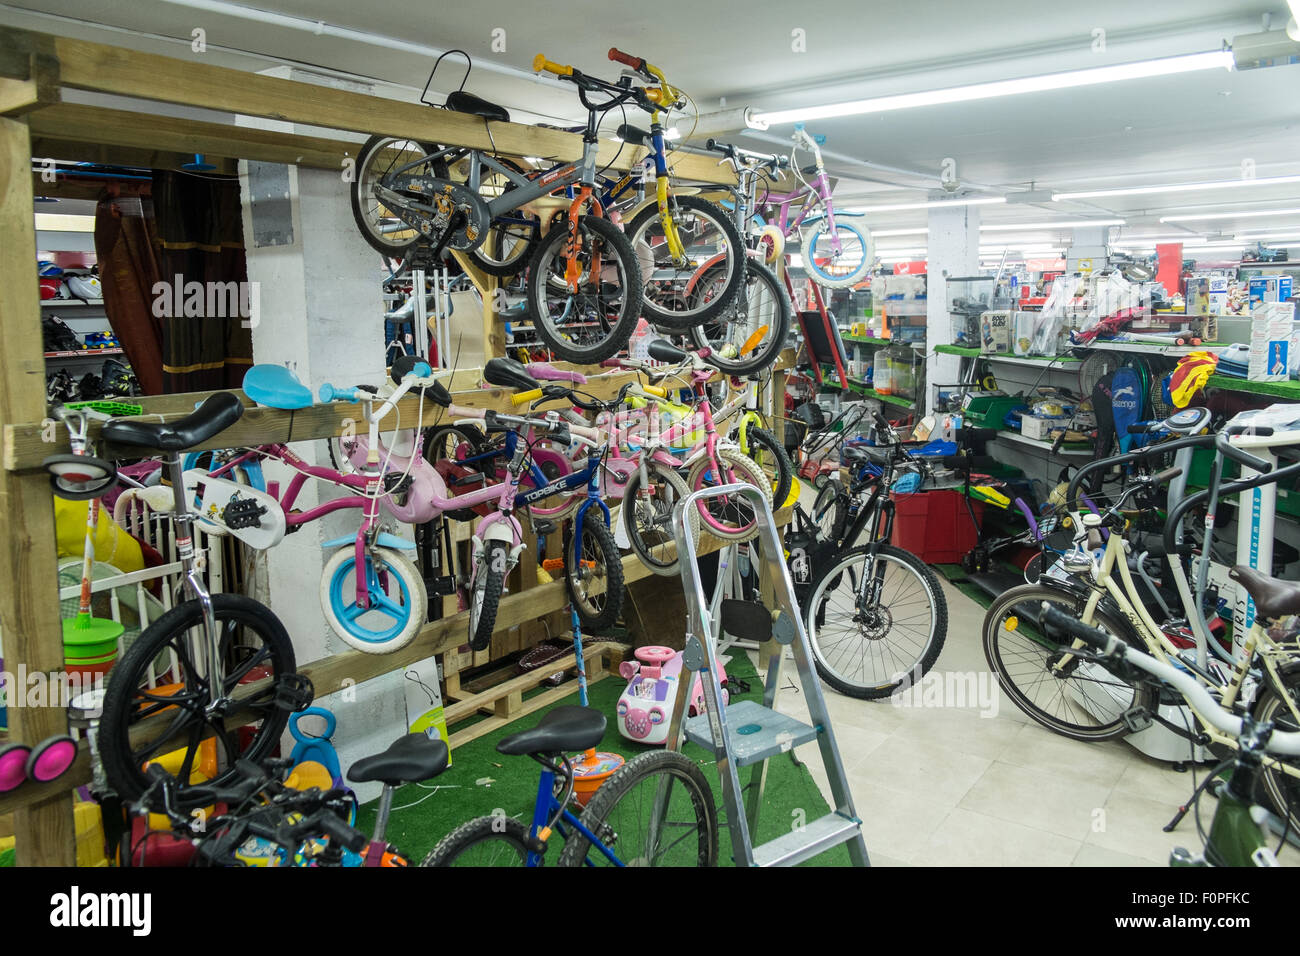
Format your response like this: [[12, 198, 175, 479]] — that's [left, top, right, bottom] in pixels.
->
[[242, 364, 314, 410], [1229, 565, 1300, 622], [483, 357, 539, 392], [496, 705, 606, 756], [347, 733, 449, 787], [616, 123, 651, 148], [102, 392, 245, 452], [446, 90, 510, 124]]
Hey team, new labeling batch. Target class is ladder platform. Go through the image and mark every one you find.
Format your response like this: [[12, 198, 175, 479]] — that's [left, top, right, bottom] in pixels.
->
[[753, 811, 863, 868], [683, 700, 819, 767]]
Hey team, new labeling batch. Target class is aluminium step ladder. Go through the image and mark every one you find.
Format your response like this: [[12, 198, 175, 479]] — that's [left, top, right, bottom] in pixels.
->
[[664, 483, 869, 867]]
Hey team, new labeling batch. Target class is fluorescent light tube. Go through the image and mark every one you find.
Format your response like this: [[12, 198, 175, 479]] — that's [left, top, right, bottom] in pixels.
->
[[873, 228, 930, 237], [754, 51, 1233, 125], [1053, 175, 1300, 202], [34, 214, 96, 232], [1160, 207, 1300, 223], [980, 219, 1124, 231], [849, 196, 1007, 214]]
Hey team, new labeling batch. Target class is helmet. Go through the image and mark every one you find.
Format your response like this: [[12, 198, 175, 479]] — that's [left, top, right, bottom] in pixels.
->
[[39, 277, 66, 300], [66, 275, 103, 301], [38, 260, 63, 276]]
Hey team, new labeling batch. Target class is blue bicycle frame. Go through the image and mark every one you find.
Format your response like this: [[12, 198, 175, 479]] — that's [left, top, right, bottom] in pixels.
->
[[526, 762, 622, 867]]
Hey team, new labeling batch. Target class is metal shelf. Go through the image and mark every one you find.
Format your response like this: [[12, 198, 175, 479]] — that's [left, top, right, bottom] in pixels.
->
[[995, 431, 1093, 457]]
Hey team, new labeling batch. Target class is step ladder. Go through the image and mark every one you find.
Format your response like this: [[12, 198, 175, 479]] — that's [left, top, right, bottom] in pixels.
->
[[664, 483, 869, 867]]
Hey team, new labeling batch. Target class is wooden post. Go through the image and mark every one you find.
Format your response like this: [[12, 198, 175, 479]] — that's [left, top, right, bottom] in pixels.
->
[[0, 115, 76, 865]]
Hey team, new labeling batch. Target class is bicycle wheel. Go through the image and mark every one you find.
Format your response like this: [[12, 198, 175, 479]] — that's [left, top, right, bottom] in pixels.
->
[[800, 218, 873, 289], [737, 426, 794, 512], [556, 750, 717, 867], [983, 583, 1148, 740], [804, 543, 946, 699], [320, 546, 427, 654], [421, 815, 531, 866], [686, 447, 772, 542], [626, 194, 745, 329], [98, 594, 296, 807], [469, 540, 508, 651], [564, 513, 624, 632], [688, 259, 792, 375], [350, 135, 441, 256], [1251, 665, 1300, 832], [524, 215, 642, 365], [623, 459, 699, 576], [812, 481, 848, 545]]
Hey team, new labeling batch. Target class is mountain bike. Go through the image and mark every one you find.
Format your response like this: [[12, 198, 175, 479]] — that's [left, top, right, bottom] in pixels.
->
[[755, 124, 873, 289], [797, 409, 948, 699], [1042, 603, 1299, 867], [423, 705, 717, 866], [349, 56, 644, 364]]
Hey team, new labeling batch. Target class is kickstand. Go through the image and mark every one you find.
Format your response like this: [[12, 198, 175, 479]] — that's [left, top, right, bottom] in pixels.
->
[[1163, 775, 1220, 833]]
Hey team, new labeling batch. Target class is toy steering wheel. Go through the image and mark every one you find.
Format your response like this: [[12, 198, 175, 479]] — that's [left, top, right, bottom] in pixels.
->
[[634, 646, 675, 665]]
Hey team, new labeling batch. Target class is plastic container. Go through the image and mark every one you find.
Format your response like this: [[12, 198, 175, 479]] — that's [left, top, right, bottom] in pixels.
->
[[891, 490, 983, 564], [873, 350, 893, 395]]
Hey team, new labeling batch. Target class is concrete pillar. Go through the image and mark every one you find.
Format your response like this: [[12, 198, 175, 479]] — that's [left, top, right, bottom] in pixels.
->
[[925, 204, 981, 416], [1066, 226, 1112, 274], [239, 157, 410, 800]]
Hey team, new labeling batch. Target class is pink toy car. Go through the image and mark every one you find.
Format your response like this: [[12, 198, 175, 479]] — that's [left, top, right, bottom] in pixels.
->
[[615, 646, 728, 745]]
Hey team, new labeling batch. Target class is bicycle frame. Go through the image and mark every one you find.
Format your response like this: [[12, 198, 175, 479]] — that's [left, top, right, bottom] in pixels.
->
[[526, 763, 622, 867]]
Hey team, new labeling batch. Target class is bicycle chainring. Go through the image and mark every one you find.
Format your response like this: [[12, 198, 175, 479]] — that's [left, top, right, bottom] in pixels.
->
[[383, 177, 490, 252]]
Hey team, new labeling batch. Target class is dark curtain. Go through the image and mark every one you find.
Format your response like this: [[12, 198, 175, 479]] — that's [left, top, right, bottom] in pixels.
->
[[152, 170, 253, 392], [94, 195, 166, 395]]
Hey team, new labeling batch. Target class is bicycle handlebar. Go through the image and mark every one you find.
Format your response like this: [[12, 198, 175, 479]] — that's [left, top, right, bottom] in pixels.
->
[[1040, 603, 1300, 757], [607, 47, 647, 73], [1218, 426, 1274, 475], [318, 383, 362, 403], [533, 54, 574, 77], [1064, 433, 1214, 509], [704, 138, 790, 171]]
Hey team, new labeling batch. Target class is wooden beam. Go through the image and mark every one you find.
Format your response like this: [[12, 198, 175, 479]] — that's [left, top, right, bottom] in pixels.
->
[[29, 103, 355, 171], [4, 352, 795, 472], [0, 28, 733, 186], [0, 51, 59, 116], [0, 115, 75, 865]]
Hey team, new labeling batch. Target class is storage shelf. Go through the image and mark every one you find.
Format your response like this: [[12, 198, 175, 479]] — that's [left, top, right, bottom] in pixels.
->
[[1206, 375, 1300, 401], [841, 334, 894, 347], [839, 376, 916, 408], [44, 348, 124, 360], [995, 431, 1094, 457], [41, 300, 105, 308]]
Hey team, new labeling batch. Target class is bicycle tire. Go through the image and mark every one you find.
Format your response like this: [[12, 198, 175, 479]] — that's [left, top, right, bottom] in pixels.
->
[[982, 583, 1149, 740], [799, 218, 873, 289], [686, 447, 772, 542], [804, 543, 947, 699], [351, 135, 441, 257], [1251, 663, 1300, 833], [812, 481, 848, 545], [320, 546, 427, 654], [421, 815, 531, 866], [564, 513, 624, 632], [626, 195, 745, 329], [556, 750, 718, 867], [424, 423, 493, 522], [469, 540, 508, 651], [687, 259, 792, 375], [98, 593, 296, 807], [623, 459, 699, 576], [524, 215, 643, 365], [739, 426, 794, 512]]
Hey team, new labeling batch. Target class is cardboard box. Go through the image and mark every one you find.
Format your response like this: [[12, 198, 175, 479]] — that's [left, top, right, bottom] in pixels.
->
[[1021, 415, 1064, 441], [1248, 301, 1295, 382], [1248, 275, 1294, 307], [979, 310, 1012, 354], [403, 655, 452, 763]]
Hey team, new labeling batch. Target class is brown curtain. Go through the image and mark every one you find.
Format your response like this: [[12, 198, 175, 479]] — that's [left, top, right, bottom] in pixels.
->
[[94, 194, 166, 396], [152, 170, 253, 392]]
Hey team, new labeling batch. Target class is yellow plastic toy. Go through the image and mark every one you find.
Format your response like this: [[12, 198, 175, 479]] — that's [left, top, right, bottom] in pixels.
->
[[54, 496, 144, 572]]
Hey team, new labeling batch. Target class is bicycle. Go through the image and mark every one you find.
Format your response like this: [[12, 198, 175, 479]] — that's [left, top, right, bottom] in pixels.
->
[[80, 393, 314, 809], [423, 705, 717, 866], [981, 424, 1300, 825], [1042, 602, 1300, 867], [755, 124, 873, 289], [794, 409, 949, 699], [349, 55, 645, 364]]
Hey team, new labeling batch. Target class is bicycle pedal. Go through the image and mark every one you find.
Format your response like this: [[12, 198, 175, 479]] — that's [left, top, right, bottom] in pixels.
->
[[1121, 705, 1152, 734], [532, 519, 557, 535], [274, 672, 316, 712]]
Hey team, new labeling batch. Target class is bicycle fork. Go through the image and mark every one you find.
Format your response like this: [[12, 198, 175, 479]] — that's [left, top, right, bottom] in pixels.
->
[[164, 454, 225, 709]]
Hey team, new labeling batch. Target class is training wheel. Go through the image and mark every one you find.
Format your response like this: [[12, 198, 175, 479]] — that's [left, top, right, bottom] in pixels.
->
[[635, 645, 676, 665], [26, 735, 78, 783], [42, 454, 117, 500], [0, 743, 33, 792]]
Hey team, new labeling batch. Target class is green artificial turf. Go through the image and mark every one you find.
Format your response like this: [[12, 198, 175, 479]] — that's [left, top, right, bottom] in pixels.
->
[[357, 650, 850, 866]]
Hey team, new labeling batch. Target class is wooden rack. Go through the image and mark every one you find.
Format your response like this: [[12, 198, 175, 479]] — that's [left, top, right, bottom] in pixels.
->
[[0, 27, 782, 864]]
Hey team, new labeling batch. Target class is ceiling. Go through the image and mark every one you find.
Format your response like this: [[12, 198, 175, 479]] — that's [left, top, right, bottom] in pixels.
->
[[5, 0, 1299, 254]]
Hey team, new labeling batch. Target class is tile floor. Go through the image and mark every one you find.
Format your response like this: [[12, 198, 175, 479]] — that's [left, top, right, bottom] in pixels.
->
[[747, 576, 1299, 867]]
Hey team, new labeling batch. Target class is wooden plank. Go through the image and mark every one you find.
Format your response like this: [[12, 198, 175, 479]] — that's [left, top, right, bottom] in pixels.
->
[[443, 640, 615, 724], [29, 103, 355, 170], [0, 28, 733, 186], [5, 352, 795, 472], [0, 115, 75, 864], [0, 50, 58, 116]]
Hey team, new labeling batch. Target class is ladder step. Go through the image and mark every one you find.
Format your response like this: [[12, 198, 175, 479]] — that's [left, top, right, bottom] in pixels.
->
[[752, 812, 862, 868], [683, 699, 820, 767]]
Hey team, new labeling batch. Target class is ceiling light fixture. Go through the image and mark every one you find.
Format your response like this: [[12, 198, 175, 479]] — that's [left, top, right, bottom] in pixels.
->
[[752, 51, 1233, 125], [872, 228, 930, 237], [1053, 175, 1300, 202], [1232, 231, 1300, 242], [979, 219, 1125, 231], [850, 196, 1007, 214], [1160, 206, 1300, 223]]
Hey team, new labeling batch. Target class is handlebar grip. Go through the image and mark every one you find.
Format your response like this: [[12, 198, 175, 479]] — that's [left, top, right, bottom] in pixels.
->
[[600, 358, 624, 368], [607, 47, 645, 71], [641, 384, 669, 399], [319, 383, 361, 403], [1149, 466, 1184, 486], [1041, 604, 1115, 653], [1217, 432, 1272, 475], [533, 54, 573, 77], [1127, 422, 1160, 435], [512, 388, 543, 406]]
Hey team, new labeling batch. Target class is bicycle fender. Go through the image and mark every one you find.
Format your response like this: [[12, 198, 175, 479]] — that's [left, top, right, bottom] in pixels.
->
[[1034, 576, 1146, 648]]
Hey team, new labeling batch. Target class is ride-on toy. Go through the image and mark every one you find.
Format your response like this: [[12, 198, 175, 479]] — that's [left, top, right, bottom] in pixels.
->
[[616, 646, 729, 745]]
